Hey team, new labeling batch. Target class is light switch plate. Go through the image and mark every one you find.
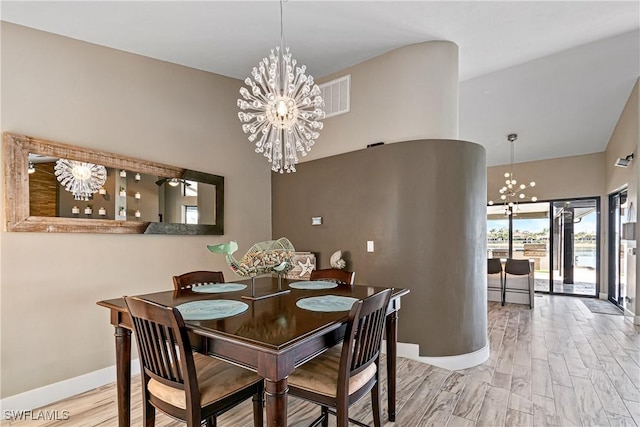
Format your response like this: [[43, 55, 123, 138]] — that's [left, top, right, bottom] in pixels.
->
[[311, 216, 322, 226], [367, 241, 374, 252]]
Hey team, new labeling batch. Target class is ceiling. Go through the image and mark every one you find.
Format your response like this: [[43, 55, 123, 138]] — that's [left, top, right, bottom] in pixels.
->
[[1, 1, 639, 166]]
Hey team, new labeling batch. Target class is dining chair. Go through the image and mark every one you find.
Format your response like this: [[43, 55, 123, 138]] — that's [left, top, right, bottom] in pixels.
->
[[309, 268, 355, 285], [124, 296, 264, 427], [173, 271, 226, 291], [487, 258, 504, 302], [287, 288, 392, 427], [503, 258, 533, 309], [172, 271, 227, 355]]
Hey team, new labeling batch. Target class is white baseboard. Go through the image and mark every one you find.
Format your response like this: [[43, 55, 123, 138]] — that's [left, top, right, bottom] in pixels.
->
[[599, 293, 608, 300], [0, 360, 140, 413], [487, 290, 501, 302], [628, 314, 640, 324], [382, 340, 490, 371], [504, 293, 531, 306]]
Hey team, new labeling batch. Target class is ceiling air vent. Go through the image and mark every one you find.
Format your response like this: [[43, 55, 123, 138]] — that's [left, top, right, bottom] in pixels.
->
[[319, 74, 351, 118]]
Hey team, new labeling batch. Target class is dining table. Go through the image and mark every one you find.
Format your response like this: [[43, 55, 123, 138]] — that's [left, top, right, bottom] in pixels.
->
[[97, 277, 409, 427]]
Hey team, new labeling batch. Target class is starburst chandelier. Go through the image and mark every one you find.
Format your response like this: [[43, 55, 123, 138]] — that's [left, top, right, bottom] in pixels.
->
[[488, 134, 537, 216], [54, 159, 107, 201], [237, 0, 325, 174]]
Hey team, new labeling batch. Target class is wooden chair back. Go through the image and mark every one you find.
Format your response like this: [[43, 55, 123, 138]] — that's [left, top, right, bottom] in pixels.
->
[[286, 289, 392, 426], [339, 289, 391, 393], [172, 270, 225, 291], [124, 296, 201, 418], [309, 268, 355, 285]]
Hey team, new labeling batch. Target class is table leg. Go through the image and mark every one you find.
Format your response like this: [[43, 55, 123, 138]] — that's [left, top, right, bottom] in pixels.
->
[[115, 326, 132, 427], [386, 310, 398, 422], [265, 378, 288, 427]]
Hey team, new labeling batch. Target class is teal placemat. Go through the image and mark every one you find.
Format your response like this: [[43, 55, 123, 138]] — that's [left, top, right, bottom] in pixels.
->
[[296, 295, 359, 312], [176, 300, 248, 320], [289, 280, 338, 290], [192, 283, 247, 293]]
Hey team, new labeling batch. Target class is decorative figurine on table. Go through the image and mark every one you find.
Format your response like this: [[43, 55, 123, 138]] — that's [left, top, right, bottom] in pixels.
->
[[207, 237, 295, 299], [330, 250, 346, 269]]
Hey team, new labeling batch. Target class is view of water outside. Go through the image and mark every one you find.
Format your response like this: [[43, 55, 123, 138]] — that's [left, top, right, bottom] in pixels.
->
[[487, 204, 597, 295], [489, 214, 597, 259]]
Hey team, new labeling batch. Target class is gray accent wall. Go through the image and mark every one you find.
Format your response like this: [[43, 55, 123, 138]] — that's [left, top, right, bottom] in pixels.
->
[[273, 139, 488, 357]]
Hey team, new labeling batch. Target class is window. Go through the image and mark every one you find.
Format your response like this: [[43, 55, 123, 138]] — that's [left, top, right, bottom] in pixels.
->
[[184, 206, 198, 224]]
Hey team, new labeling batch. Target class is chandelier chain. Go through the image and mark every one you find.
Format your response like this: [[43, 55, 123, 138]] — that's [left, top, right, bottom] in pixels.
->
[[279, 0, 286, 94], [510, 137, 514, 166], [279, 0, 286, 50]]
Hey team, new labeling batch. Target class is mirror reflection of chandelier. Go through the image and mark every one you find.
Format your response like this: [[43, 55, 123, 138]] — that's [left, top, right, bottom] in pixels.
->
[[54, 159, 107, 201], [488, 134, 537, 216], [237, 0, 325, 174]]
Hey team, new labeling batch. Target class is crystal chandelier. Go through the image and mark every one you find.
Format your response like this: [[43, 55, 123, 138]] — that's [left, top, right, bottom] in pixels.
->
[[237, 0, 325, 174], [54, 159, 107, 201], [488, 134, 537, 216]]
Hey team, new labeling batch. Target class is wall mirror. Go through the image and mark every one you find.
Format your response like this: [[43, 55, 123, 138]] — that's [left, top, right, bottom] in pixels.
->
[[3, 132, 224, 234]]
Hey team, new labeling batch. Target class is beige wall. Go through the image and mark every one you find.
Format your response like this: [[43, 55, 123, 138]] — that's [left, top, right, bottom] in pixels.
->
[[0, 23, 271, 397], [488, 152, 605, 203], [604, 79, 639, 316], [304, 41, 459, 162]]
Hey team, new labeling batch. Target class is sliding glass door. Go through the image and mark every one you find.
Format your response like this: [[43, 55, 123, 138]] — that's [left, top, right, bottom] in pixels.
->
[[551, 199, 599, 296], [512, 203, 551, 292], [487, 197, 599, 297], [608, 190, 627, 306]]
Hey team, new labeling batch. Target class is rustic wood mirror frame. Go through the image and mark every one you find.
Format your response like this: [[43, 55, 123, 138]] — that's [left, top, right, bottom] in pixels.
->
[[3, 132, 224, 234]]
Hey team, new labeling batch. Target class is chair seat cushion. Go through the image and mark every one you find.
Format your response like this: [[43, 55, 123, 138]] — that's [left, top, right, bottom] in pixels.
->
[[288, 345, 377, 398], [148, 352, 261, 410]]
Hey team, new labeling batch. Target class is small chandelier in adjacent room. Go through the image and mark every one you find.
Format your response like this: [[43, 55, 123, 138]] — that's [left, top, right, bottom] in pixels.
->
[[488, 134, 537, 216], [237, 0, 325, 174], [54, 159, 107, 201]]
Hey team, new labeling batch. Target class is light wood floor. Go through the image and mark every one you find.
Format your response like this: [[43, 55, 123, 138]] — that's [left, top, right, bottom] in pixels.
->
[[3, 295, 640, 426]]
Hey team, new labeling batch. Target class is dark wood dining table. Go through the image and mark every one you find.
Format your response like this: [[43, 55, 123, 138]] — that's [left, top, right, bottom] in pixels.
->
[[97, 277, 409, 427]]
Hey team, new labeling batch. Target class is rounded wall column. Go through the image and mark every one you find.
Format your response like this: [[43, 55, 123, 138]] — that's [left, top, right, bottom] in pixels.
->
[[394, 139, 487, 360], [272, 138, 488, 368]]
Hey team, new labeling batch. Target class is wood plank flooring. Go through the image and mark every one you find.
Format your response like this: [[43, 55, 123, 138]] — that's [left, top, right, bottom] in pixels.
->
[[3, 295, 639, 426]]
